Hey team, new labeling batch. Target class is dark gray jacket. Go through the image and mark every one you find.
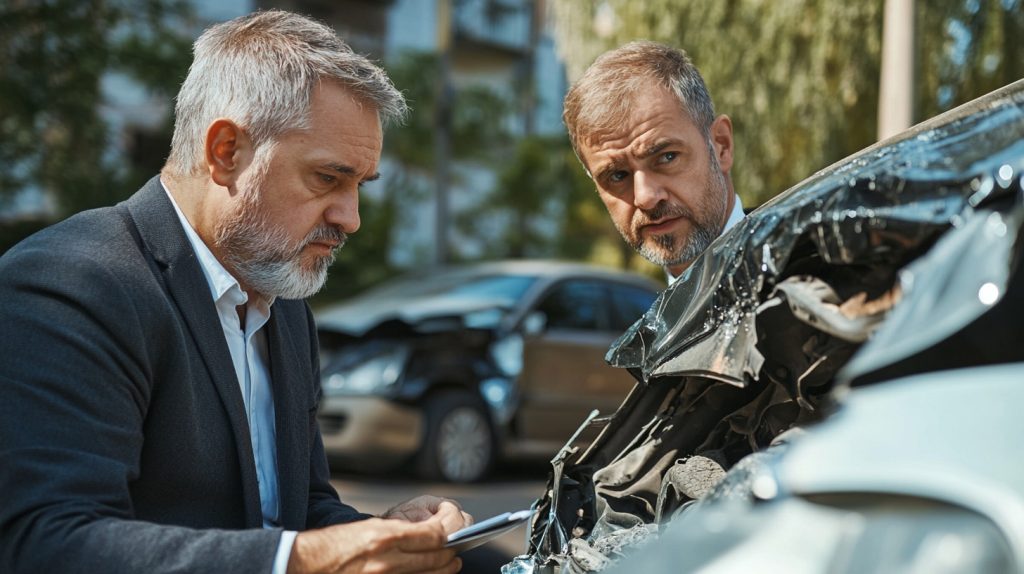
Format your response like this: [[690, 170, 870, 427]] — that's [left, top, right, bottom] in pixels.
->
[[0, 177, 368, 573]]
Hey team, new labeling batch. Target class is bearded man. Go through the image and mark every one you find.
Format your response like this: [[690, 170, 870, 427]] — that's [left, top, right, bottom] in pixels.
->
[[0, 10, 470, 574], [563, 41, 745, 282]]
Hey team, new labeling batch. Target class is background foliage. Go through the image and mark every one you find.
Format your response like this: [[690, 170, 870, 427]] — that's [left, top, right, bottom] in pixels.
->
[[0, 0, 195, 223], [550, 0, 1024, 208], [3, 0, 1024, 299]]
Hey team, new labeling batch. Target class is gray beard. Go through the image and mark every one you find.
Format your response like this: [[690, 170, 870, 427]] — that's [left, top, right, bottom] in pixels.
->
[[214, 176, 346, 300], [622, 153, 729, 269], [638, 215, 718, 268]]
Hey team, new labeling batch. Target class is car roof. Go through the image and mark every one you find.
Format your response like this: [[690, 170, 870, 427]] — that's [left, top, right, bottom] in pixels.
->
[[374, 259, 663, 289]]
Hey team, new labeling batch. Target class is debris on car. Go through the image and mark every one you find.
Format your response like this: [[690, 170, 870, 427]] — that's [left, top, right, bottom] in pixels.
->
[[504, 78, 1024, 573]]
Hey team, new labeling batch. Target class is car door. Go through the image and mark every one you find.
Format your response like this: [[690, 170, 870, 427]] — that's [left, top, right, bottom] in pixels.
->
[[517, 278, 651, 443]]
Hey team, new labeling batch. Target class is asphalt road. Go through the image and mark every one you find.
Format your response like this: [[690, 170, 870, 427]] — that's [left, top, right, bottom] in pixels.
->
[[331, 461, 550, 574]]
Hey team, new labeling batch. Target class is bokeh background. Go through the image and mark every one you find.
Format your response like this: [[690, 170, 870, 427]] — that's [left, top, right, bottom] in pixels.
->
[[3, 0, 1023, 305]]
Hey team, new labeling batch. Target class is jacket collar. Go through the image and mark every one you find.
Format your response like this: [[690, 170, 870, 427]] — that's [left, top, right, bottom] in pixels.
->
[[124, 176, 265, 528]]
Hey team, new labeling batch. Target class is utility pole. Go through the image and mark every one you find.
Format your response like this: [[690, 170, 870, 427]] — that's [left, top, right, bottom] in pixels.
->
[[434, 0, 455, 265], [522, 0, 541, 136], [504, 0, 542, 259], [878, 0, 915, 140]]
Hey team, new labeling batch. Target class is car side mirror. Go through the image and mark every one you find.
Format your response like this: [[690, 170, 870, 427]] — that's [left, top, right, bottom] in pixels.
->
[[522, 311, 547, 336]]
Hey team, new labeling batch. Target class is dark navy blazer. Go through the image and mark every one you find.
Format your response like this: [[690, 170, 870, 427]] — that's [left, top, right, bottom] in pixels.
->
[[0, 177, 368, 573]]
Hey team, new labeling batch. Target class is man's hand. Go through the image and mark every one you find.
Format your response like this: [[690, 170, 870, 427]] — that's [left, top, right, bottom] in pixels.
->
[[287, 515, 460, 574], [383, 496, 473, 535]]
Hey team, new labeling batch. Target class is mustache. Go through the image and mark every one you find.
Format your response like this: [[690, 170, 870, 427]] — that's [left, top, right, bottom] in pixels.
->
[[634, 201, 694, 229], [304, 226, 348, 250]]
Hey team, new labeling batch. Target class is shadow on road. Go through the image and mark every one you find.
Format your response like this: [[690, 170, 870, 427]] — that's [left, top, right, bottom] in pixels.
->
[[460, 544, 517, 574], [330, 458, 552, 484]]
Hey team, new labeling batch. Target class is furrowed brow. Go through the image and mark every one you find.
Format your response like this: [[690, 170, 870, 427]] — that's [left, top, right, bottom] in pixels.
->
[[323, 163, 380, 183], [638, 140, 673, 160], [323, 162, 357, 176], [595, 161, 624, 182]]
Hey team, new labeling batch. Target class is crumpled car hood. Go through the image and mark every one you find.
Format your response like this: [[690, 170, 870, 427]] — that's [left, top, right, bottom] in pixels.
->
[[506, 78, 1024, 574], [603, 363, 1024, 574]]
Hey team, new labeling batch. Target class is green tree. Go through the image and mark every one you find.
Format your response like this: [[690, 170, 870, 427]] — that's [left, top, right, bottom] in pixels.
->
[[917, 0, 1024, 119], [0, 0, 195, 219], [380, 52, 512, 171]]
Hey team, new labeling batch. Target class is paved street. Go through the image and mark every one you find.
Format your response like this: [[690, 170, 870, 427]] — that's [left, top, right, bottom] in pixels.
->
[[331, 462, 549, 573]]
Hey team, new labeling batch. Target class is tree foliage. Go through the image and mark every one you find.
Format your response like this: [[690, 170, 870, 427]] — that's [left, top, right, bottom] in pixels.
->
[[383, 51, 513, 170], [550, 0, 1024, 209], [917, 0, 1024, 119], [0, 0, 195, 218]]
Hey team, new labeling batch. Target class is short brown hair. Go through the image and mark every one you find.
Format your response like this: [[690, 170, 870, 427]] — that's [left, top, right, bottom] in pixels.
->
[[563, 41, 715, 163]]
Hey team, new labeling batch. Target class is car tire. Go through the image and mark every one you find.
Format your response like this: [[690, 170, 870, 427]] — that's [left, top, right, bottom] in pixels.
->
[[417, 390, 495, 483]]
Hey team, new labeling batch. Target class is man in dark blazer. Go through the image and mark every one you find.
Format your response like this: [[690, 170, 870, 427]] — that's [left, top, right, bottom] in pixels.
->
[[0, 10, 468, 574]]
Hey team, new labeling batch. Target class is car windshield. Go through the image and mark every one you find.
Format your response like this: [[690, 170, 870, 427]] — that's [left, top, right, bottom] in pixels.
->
[[354, 271, 538, 307]]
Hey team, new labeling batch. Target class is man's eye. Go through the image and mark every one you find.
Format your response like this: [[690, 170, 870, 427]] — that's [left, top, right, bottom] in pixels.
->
[[609, 170, 629, 183], [318, 173, 336, 184], [658, 151, 678, 164]]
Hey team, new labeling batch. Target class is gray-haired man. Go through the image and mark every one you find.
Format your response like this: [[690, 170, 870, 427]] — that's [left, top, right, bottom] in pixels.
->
[[563, 41, 745, 282], [0, 10, 468, 574]]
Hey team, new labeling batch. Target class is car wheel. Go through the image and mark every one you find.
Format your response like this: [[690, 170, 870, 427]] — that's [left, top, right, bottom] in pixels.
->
[[417, 391, 495, 483]]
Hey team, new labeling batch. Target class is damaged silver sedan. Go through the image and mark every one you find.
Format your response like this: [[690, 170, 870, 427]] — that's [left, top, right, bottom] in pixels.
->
[[504, 78, 1024, 573]]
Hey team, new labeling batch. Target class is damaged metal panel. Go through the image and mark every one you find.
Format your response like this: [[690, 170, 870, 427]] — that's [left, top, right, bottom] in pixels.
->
[[508, 79, 1024, 573], [605, 364, 1024, 574]]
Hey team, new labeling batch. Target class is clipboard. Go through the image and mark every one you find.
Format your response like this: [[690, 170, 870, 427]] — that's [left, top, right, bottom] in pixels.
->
[[445, 509, 532, 552]]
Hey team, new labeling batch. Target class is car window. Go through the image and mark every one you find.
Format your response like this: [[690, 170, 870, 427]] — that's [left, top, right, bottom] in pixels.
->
[[609, 284, 658, 331], [445, 275, 537, 303], [536, 280, 609, 332], [354, 272, 537, 307]]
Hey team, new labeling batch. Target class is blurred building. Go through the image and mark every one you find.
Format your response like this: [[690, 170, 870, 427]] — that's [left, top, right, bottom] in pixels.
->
[[2, 0, 569, 264], [261, 0, 570, 264], [265, 0, 567, 135]]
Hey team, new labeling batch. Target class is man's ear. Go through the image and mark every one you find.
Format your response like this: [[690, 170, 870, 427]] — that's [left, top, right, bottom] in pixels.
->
[[710, 114, 734, 173], [205, 119, 252, 188]]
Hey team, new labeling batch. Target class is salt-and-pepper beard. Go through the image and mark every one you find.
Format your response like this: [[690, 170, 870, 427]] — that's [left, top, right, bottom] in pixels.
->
[[621, 143, 728, 269], [214, 154, 347, 301]]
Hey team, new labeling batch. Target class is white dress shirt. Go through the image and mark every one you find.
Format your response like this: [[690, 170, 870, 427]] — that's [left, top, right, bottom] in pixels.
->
[[163, 182, 297, 574], [667, 193, 746, 285]]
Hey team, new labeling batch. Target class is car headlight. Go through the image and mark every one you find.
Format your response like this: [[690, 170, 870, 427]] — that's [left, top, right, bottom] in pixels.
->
[[322, 347, 409, 395], [489, 333, 523, 377]]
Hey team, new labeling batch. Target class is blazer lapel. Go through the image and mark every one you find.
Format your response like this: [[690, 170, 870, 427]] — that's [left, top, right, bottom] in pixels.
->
[[124, 176, 265, 528], [266, 305, 311, 530]]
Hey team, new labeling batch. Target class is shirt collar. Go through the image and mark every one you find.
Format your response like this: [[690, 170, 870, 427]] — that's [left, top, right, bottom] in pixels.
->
[[160, 179, 273, 319], [667, 193, 745, 285], [723, 192, 745, 233]]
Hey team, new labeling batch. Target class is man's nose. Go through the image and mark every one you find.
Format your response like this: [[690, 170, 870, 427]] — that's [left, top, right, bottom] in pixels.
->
[[633, 170, 665, 210], [324, 193, 360, 234]]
